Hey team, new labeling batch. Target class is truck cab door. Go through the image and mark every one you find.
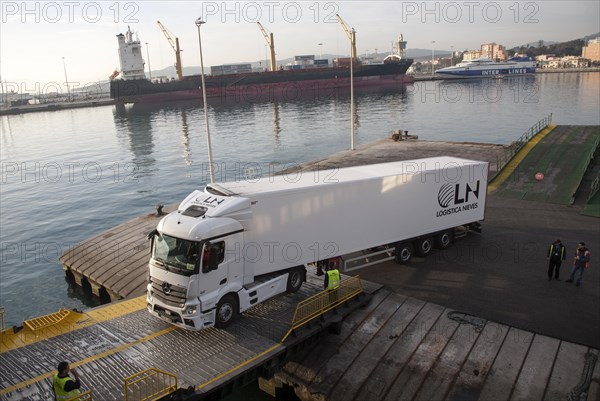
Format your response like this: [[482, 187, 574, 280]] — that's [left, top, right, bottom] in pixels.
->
[[201, 241, 228, 292]]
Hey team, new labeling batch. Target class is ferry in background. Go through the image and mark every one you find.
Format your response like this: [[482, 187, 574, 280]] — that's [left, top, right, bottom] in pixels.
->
[[435, 55, 536, 77]]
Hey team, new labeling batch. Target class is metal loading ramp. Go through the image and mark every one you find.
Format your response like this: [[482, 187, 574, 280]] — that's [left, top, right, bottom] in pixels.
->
[[0, 273, 376, 401], [492, 125, 600, 205]]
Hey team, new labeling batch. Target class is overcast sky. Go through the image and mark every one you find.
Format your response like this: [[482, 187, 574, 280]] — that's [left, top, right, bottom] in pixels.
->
[[1, 1, 598, 91]]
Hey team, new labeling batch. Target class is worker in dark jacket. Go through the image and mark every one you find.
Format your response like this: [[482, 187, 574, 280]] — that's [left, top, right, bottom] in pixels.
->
[[566, 242, 590, 287], [547, 239, 566, 281]]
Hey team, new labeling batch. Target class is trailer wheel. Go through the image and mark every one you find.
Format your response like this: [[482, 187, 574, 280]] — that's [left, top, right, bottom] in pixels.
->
[[287, 267, 304, 293], [415, 237, 434, 257], [395, 242, 413, 264], [435, 230, 454, 249], [215, 294, 238, 328]]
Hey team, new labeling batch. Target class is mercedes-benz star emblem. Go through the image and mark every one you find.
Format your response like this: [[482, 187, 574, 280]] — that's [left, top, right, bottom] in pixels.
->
[[162, 282, 171, 295]]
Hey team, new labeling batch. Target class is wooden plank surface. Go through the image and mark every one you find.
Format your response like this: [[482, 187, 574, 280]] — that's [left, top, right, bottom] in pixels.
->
[[383, 310, 460, 401], [478, 327, 533, 401], [543, 341, 590, 401], [307, 293, 407, 400], [445, 322, 509, 401], [276, 289, 391, 401], [414, 320, 482, 401], [275, 292, 600, 401], [59, 207, 174, 299], [328, 295, 422, 401], [352, 301, 445, 401], [510, 334, 560, 401]]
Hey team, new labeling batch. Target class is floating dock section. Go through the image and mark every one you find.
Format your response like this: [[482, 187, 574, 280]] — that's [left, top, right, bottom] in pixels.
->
[[273, 288, 600, 401]]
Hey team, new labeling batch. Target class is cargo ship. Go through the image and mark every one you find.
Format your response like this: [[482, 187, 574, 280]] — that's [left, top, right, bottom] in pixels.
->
[[110, 27, 413, 105], [435, 55, 536, 77]]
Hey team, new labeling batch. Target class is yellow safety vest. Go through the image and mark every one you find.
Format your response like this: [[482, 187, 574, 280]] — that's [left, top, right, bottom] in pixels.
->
[[327, 269, 340, 290], [53, 373, 80, 401]]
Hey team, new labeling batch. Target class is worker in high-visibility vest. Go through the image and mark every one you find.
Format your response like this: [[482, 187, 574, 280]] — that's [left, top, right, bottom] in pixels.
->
[[324, 263, 340, 290], [324, 261, 341, 305], [53, 361, 81, 401], [547, 239, 566, 281]]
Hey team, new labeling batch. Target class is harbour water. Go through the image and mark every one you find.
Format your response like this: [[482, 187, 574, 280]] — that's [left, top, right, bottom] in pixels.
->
[[1, 72, 599, 328]]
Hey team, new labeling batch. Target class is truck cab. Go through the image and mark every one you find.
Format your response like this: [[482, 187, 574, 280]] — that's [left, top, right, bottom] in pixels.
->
[[146, 188, 304, 330]]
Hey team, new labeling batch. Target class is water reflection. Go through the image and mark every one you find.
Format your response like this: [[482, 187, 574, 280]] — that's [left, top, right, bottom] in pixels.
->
[[181, 110, 192, 166], [272, 102, 282, 148], [0, 115, 15, 156], [113, 104, 156, 181], [110, 83, 412, 168]]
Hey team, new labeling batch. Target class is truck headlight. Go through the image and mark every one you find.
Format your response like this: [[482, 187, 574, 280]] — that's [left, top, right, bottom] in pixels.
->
[[183, 305, 197, 315]]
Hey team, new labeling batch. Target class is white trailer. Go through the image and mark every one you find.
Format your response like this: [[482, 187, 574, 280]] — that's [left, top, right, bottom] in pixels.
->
[[147, 157, 488, 330]]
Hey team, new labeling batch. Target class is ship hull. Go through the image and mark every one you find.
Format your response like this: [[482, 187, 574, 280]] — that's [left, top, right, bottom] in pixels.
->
[[111, 61, 413, 104]]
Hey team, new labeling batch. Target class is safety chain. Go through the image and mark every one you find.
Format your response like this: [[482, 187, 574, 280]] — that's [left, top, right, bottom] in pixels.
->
[[567, 352, 598, 401], [447, 311, 486, 333]]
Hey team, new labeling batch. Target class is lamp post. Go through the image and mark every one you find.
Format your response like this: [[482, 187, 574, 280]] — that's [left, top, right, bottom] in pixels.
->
[[350, 29, 355, 151], [450, 45, 454, 66], [195, 17, 215, 184], [62, 56, 70, 101], [318, 42, 323, 59], [145, 42, 152, 80], [431, 41, 436, 74]]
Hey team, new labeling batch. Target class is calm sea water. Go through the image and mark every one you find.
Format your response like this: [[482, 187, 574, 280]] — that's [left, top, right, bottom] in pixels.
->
[[1, 72, 599, 327]]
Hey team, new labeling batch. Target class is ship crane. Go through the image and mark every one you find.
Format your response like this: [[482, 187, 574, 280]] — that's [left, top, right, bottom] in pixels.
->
[[257, 22, 276, 71], [336, 14, 357, 62], [157, 21, 183, 80]]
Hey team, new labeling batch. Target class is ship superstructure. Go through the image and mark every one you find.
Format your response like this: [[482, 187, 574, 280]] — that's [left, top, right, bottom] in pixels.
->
[[116, 26, 146, 80]]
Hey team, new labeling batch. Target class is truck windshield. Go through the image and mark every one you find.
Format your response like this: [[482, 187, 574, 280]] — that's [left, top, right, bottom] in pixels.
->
[[152, 233, 199, 274]]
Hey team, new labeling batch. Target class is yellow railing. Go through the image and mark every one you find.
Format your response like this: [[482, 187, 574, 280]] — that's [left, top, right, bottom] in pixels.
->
[[24, 308, 73, 331], [65, 390, 93, 401], [124, 368, 178, 401], [281, 276, 363, 342]]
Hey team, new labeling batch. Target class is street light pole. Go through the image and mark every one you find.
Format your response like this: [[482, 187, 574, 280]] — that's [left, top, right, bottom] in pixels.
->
[[431, 41, 436, 74], [62, 56, 70, 101], [318, 43, 323, 59], [195, 17, 215, 184], [145, 42, 152, 80], [350, 28, 355, 151], [450, 45, 454, 66]]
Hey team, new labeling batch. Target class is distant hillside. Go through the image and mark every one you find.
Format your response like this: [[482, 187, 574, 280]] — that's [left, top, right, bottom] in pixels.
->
[[514, 40, 558, 48], [510, 33, 599, 57], [408, 49, 451, 60]]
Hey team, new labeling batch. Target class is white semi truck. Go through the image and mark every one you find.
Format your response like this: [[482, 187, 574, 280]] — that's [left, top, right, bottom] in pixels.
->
[[147, 157, 488, 330]]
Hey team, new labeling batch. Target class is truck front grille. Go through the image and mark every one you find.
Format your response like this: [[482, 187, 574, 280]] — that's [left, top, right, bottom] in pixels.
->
[[151, 277, 187, 307]]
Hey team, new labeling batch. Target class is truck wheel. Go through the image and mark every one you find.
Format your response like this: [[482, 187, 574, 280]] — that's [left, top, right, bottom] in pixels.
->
[[287, 267, 304, 293], [215, 294, 238, 328], [415, 237, 434, 257], [435, 230, 454, 249], [395, 242, 413, 264]]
